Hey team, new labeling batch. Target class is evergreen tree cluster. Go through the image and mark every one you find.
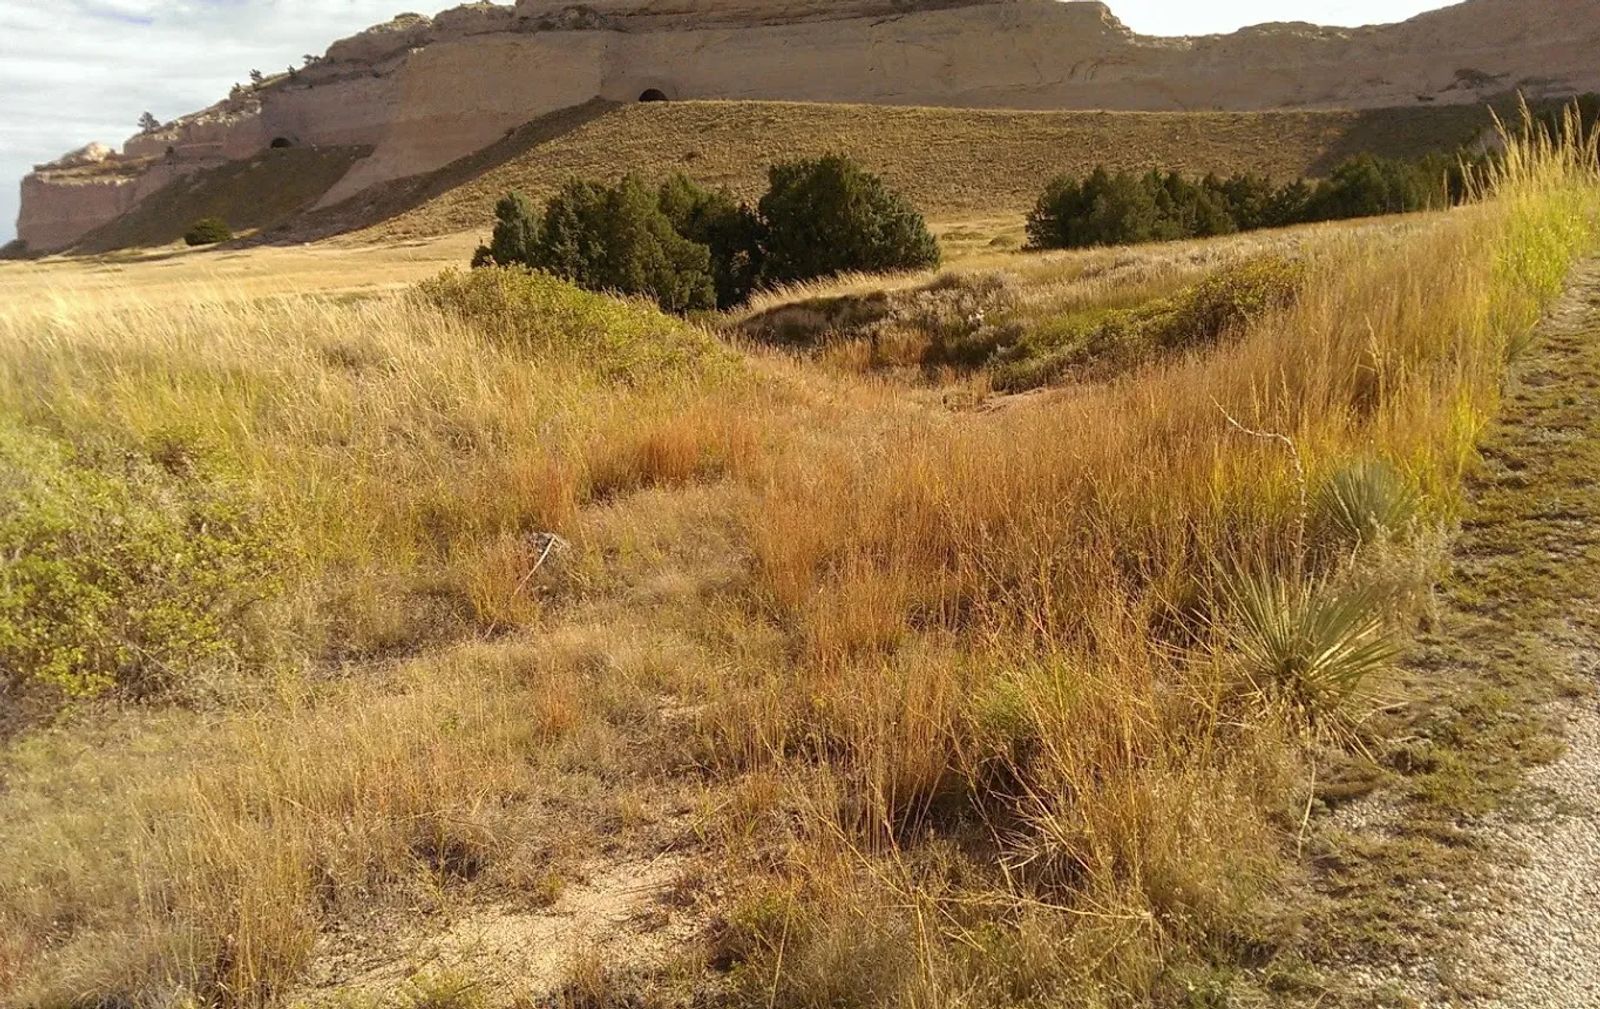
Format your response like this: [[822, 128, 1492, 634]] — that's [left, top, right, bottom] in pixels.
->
[[1027, 154, 1471, 251], [474, 155, 939, 313]]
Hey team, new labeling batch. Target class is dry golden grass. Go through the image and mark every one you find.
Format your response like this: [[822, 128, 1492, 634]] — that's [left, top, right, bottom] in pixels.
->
[[1, 115, 1596, 1009], [0, 233, 478, 305]]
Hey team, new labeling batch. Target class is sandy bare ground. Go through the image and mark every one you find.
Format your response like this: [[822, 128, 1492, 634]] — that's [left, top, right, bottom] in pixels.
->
[[286, 852, 696, 1006], [1361, 261, 1600, 1008], [1456, 264, 1600, 1007]]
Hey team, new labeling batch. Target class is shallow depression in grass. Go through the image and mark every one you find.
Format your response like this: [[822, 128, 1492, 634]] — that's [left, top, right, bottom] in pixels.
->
[[1, 111, 1598, 1009]]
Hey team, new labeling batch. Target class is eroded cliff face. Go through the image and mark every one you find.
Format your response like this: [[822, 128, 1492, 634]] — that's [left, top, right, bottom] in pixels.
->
[[17, 0, 1600, 253], [17, 160, 203, 254]]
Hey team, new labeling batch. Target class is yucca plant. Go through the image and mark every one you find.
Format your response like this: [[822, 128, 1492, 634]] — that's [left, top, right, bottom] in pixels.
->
[[1222, 572, 1397, 732], [1314, 458, 1420, 547]]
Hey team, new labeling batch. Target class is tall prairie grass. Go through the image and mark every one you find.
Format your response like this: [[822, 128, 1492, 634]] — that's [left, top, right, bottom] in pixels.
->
[[0, 271, 743, 673], [693, 107, 1600, 1004], [0, 111, 1596, 1008]]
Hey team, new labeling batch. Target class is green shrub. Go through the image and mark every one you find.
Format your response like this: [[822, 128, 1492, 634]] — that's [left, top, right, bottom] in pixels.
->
[[990, 256, 1306, 390], [758, 154, 940, 285], [471, 191, 539, 269], [1154, 171, 1239, 239], [415, 266, 727, 383], [1261, 178, 1315, 229], [537, 176, 718, 314], [182, 217, 233, 246], [1303, 154, 1451, 222], [475, 175, 759, 310], [473, 177, 717, 313], [473, 160, 938, 309], [0, 422, 287, 706], [1028, 168, 1244, 249], [657, 173, 765, 309], [1163, 254, 1306, 348], [1026, 167, 1159, 249], [1210, 172, 1281, 231], [1028, 154, 1463, 252]]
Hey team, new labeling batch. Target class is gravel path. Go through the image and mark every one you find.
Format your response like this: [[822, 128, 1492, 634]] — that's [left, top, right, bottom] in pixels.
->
[[1475, 699, 1600, 1006], [1439, 261, 1600, 1007]]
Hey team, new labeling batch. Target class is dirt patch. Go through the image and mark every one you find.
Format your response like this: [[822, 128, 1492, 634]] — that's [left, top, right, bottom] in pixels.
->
[[288, 853, 699, 1006]]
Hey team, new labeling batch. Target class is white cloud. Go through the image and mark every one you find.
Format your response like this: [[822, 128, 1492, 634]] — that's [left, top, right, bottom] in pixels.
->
[[0, 0, 1457, 246], [0, 0, 408, 244]]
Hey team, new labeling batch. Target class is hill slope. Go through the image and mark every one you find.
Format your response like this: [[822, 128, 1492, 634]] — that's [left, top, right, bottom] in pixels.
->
[[72, 147, 367, 254], [325, 99, 1493, 244], [47, 99, 1496, 254]]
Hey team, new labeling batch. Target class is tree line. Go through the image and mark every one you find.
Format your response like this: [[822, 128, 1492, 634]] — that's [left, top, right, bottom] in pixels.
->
[[473, 98, 1600, 312], [474, 155, 940, 312], [1026, 153, 1476, 250]]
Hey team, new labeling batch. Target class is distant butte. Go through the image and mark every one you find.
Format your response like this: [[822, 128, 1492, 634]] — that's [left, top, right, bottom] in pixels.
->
[[16, 0, 1600, 253]]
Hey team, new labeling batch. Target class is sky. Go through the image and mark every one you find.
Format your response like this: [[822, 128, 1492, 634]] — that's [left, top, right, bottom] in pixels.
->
[[0, 0, 1457, 245]]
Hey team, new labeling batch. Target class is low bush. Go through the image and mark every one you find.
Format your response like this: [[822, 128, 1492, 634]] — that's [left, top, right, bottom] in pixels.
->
[[183, 216, 233, 246], [758, 154, 941, 285], [1301, 153, 1456, 222], [991, 255, 1306, 389], [475, 177, 717, 313], [1315, 458, 1422, 546], [0, 422, 287, 707], [1026, 168, 1157, 249], [472, 191, 540, 269], [415, 265, 728, 382], [658, 173, 766, 309], [1222, 572, 1398, 733], [1169, 254, 1307, 346]]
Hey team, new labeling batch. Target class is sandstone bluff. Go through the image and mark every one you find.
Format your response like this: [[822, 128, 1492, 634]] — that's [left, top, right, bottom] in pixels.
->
[[16, 0, 1600, 253]]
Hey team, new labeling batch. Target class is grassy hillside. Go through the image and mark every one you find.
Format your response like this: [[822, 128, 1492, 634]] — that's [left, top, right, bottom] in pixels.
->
[[352, 99, 1493, 242], [57, 100, 1492, 254], [72, 146, 367, 253], [2, 120, 1596, 1009]]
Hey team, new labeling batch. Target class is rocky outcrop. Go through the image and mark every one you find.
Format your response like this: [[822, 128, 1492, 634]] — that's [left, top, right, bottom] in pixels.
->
[[17, 156, 205, 254], [38, 143, 117, 171], [17, 0, 1600, 253]]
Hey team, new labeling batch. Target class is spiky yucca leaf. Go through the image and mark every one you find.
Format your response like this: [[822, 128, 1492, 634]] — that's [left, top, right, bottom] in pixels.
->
[[1225, 572, 1397, 728], [1315, 459, 1420, 546]]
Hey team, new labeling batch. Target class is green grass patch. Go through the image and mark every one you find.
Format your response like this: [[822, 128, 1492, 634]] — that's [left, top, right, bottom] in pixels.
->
[[991, 255, 1306, 390], [416, 266, 733, 383]]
